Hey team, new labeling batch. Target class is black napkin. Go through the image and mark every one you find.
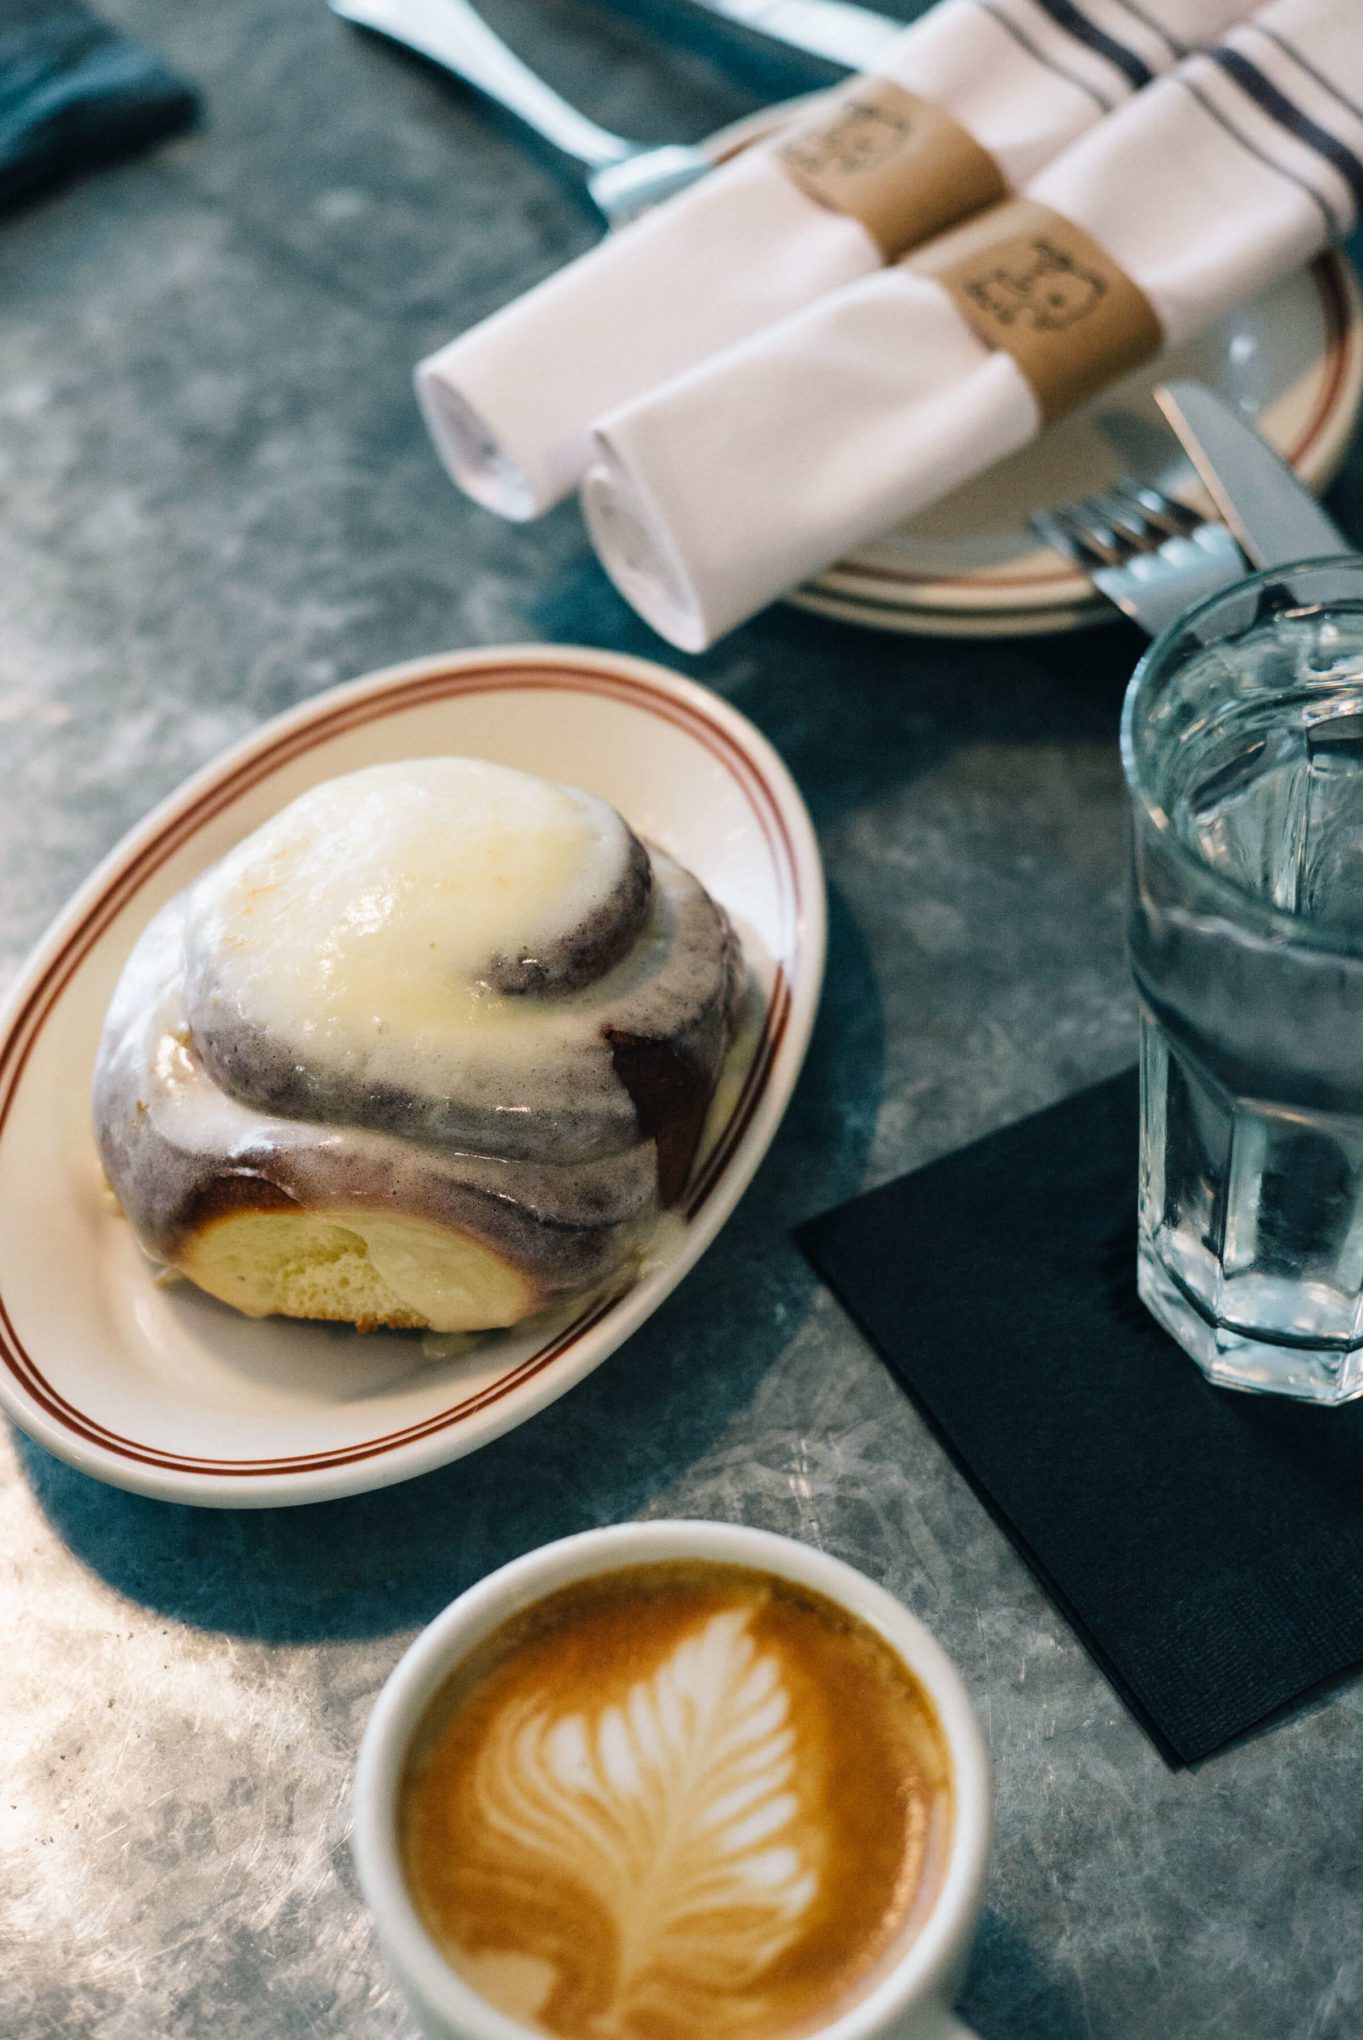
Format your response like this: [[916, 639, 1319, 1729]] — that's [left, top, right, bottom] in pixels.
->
[[0, 0, 197, 210], [799, 1069, 1363, 1764]]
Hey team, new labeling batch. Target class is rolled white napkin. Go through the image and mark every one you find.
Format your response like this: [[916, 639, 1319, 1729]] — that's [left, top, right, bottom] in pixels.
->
[[417, 0, 1255, 519], [583, 0, 1363, 650]]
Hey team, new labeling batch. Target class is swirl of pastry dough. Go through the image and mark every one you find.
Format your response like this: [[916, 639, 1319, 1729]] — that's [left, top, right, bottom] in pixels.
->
[[180, 761, 735, 1170], [92, 759, 741, 1333]]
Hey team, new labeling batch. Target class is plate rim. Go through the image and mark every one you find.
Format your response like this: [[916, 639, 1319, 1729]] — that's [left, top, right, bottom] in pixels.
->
[[788, 587, 1109, 638], [0, 645, 826, 1508], [809, 252, 1363, 615]]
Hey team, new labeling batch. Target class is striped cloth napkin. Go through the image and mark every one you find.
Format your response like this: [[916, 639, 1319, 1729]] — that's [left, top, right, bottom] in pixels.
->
[[583, 0, 1361, 651], [416, 0, 1254, 520]]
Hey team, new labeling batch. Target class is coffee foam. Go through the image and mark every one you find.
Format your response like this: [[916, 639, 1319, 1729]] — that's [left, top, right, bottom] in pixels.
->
[[400, 1563, 952, 2040]]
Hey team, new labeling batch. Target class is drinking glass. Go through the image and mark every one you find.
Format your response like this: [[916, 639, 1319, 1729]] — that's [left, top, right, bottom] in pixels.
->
[[1123, 558, 1363, 1405]]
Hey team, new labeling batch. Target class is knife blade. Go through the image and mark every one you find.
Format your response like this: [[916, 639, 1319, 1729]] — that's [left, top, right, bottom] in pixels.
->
[[1154, 379, 1351, 571], [667, 0, 903, 72]]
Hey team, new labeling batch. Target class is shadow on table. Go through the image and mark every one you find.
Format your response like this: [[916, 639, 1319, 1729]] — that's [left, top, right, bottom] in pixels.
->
[[582, 0, 848, 98], [530, 557, 1144, 844], [15, 877, 883, 1643], [960, 1907, 1106, 2040]]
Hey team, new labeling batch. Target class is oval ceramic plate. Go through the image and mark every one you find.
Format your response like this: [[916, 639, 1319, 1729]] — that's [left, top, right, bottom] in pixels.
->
[[708, 106, 1363, 635], [0, 647, 825, 1508]]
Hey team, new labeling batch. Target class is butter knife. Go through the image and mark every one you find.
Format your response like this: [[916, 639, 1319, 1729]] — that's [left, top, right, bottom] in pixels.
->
[[1154, 380, 1352, 569]]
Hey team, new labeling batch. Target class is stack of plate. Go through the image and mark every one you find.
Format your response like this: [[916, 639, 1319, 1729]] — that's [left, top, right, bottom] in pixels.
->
[[793, 253, 1363, 639], [706, 107, 1363, 641]]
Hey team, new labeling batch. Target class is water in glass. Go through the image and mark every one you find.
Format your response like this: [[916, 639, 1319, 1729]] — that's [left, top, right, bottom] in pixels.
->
[[1126, 569, 1363, 1403]]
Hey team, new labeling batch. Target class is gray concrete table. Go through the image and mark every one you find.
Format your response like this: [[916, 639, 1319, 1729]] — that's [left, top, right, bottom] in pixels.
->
[[3, 3, 1362, 2033]]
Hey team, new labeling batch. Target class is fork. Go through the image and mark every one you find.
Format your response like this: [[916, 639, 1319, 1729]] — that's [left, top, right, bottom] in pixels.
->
[[330, 0, 714, 225], [1031, 482, 1248, 638]]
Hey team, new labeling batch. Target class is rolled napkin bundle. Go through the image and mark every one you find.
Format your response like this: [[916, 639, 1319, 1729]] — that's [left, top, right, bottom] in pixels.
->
[[416, 0, 1255, 519], [584, 0, 1362, 650]]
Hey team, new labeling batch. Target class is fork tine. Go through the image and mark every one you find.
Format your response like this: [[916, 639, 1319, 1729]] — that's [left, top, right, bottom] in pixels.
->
[[1110, 480, 1201, 538], [1033, 497, 1133, 568], [1031, 508, 1092, 568], [1090, 491, 1154, 545], [1034, 475, 1245, 636]]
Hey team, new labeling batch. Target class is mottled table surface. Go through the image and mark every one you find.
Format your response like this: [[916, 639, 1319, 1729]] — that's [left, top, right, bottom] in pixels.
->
[[4, 3, 1363, 2035]]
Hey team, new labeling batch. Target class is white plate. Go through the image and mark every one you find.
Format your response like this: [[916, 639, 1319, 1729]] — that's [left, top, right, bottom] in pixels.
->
[[0, 647, 825, 1509], [708, 107, 1363, 635], [793, 589, 1106, 639]]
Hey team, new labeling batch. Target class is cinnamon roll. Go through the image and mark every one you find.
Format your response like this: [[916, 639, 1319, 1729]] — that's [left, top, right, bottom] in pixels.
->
[[93, 760, 742, 1333]]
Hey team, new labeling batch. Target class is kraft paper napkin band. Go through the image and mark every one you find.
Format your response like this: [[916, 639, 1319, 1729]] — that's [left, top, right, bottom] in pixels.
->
[[909, 197, 1163, 422], [777, 78, 1006, 263]]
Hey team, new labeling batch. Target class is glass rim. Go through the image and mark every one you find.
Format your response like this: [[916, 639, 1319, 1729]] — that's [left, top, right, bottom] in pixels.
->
[[1120, 554, 1363, 954]]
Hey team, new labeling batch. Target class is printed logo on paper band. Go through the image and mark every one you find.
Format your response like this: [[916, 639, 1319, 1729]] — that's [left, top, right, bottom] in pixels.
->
[[777, 80, 1006, 263], [909, 197, 1162, 423]]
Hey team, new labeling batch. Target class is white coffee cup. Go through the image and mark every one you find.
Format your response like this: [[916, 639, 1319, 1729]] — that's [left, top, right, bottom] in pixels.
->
[[353, 1520, 992, 2040]]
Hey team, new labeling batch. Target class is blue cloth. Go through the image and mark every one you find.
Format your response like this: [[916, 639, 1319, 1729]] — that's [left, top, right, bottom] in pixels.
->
[[0, 0, 197, 208]]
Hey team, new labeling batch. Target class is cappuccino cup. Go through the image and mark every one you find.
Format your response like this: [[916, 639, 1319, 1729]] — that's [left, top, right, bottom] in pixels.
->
[[353, 1521, 991, 2040]]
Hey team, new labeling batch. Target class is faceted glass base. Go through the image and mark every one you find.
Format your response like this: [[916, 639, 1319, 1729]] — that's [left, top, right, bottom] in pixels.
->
[[1138, 1237, 1363, 1405]]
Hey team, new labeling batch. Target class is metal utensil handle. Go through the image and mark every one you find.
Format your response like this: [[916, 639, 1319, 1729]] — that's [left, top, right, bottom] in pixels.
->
[[333, 0, 632, 168], [1154, 379, 1352, 570]]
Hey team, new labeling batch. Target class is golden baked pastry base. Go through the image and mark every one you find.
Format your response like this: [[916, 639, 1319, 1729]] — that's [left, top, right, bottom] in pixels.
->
[[176, 1208, 538, 1335]]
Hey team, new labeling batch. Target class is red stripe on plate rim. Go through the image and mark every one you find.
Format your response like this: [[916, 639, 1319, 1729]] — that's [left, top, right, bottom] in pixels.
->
[[0, 659, 807, 1477]]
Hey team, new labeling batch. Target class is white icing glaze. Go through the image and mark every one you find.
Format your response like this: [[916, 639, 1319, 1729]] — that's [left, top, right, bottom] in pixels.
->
[[178, 762, 735, 1166], [109, 902, 341, 1168], [186, 757, 633, 1050]]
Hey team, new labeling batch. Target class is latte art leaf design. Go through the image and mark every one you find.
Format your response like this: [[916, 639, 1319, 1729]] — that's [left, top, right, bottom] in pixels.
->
[[460, 1609, 822, 2038]]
